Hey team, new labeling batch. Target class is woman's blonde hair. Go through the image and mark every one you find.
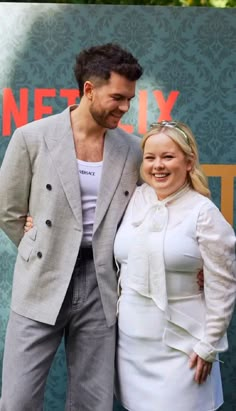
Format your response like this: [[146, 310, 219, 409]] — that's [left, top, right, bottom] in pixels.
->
[[141, 121, 210, 198]]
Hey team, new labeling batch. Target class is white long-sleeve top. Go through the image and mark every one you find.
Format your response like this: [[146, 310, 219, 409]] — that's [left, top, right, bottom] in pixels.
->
[[114, 183, 236, 362]]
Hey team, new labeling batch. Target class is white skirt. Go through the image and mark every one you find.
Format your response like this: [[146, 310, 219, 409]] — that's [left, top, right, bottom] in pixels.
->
[[116, 290, 223, 411]]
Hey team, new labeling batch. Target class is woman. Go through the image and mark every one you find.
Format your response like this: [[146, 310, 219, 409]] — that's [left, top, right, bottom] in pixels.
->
[[114, 121, 236, 411]]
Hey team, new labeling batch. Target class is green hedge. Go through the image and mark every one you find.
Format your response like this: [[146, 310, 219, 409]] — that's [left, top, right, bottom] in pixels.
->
[[4, 0, 236, 6]]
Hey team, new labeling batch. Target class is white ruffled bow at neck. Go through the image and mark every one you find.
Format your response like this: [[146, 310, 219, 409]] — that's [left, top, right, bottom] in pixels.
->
[[126, 183, 190, 312]]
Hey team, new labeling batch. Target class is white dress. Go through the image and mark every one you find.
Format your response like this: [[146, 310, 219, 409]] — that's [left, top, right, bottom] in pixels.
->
[[114, 184, 236, 411]]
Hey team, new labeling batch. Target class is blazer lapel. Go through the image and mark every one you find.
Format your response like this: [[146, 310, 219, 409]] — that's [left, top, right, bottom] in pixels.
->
[[93, 129, 130, 233], [44, 108, 82, 226]]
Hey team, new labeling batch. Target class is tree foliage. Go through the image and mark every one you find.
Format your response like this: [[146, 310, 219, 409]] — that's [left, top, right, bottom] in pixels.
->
[[8, 0, 236, 5]]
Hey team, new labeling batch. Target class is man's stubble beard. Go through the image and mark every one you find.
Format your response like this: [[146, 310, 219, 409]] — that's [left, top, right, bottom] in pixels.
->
[[90, 106, 120, 130]]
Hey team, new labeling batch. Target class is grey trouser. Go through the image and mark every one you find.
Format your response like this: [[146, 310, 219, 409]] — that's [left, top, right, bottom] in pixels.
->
[[0, 250, 116, 411]]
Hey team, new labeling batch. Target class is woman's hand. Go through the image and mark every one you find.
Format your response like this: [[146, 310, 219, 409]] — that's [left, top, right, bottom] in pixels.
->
[[189, 352, 212, 384], [24, 216, 34, 233]]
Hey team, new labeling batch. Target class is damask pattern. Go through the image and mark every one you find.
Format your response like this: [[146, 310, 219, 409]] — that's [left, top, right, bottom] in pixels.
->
[[0, 4, 236, 411]]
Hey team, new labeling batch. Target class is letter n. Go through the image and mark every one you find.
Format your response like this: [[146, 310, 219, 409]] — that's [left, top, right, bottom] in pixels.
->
[[2, 88, 28, 136]]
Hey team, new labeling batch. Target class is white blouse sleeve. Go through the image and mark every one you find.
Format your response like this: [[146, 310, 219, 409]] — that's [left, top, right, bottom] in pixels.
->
[[193, 202, 236, 361]]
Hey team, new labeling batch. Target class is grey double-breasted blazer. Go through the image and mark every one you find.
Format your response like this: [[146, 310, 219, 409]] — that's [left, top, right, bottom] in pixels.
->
[[0, 107, 142, 326]]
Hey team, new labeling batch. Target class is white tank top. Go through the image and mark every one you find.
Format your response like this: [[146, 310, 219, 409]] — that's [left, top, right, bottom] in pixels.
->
[[77, 159, 103, 245]]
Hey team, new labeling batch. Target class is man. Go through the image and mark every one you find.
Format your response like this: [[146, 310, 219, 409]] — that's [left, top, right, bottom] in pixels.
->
[[0, 43, 143, 411]]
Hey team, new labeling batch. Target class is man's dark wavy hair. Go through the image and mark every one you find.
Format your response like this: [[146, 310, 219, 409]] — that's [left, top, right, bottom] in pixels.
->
[[74, 43, 143, 96]]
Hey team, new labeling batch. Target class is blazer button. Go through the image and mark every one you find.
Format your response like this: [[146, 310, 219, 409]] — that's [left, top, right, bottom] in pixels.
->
[[46, 184, 52, 190], [45, 219, 52, 227], [37, 251, 43, 258], [124, 191, 129, 196]]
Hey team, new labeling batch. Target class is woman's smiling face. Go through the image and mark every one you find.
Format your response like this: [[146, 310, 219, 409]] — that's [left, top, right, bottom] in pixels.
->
[[142, 132, 192, 200]]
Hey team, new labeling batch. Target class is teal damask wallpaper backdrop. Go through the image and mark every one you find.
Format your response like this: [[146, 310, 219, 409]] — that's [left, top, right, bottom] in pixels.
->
[[0, 3, 236, 410]]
